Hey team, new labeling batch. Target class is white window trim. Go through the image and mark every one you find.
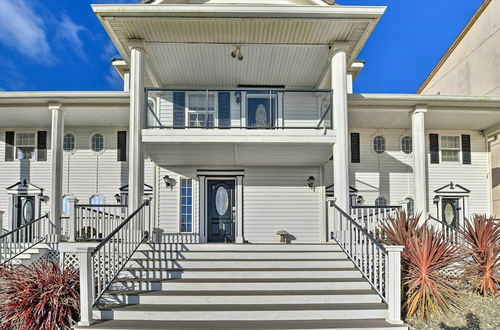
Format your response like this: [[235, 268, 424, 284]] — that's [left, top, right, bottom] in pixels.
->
[[14, 131, 37, 161], [375, 196, 387, 207], [439, 135, 462, 163], [371, 134, 386, 156], [186, 92, 219, 128], [400, 135, 413, 155], [62, 194, 76, 216], [63, 132, 77, 154], [178, 177, 194, 233], [90, 133, 105, 154], [89, 194, 105, 205]]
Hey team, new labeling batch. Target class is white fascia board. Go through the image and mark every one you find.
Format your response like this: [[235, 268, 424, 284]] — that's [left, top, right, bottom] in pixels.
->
[[92, 4, 386, 20], [0, 91, 130, 104]]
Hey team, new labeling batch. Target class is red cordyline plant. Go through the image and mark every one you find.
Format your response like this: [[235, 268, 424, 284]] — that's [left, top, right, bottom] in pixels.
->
[[462, 215, 500, 296], [380, 211, 463, 320], [0, 261, 80, 330]]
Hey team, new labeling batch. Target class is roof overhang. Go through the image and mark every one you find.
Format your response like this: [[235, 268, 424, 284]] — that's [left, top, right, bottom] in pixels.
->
[[348, 94, 500, 135], [92, 4, 385, 88]]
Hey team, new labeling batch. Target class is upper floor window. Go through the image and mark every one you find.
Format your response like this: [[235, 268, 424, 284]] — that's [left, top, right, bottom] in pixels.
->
[[373, 136, 386, 154], [401, 136, 412, 154], [441, 136, 460, 162], [91, 134, 104, 153], [187, 93, 215, 128], [64, 134, 76, 153], [375, 197, 387, 207], [16, 133, 36, 160]]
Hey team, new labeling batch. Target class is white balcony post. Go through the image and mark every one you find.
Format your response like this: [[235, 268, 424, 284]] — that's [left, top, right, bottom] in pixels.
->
[[77, 246, 95, 326], [49, 103, 64, 243], [128, 41, 146, 211], [412, 105, 428, 218], [385, 245, 404, 324], [331, 43, 350, 212], [68, 198, 79, 242]]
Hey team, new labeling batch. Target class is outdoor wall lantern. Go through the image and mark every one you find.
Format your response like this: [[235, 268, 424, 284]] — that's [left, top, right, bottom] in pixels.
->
[[163, 175, 177, 190], [356, 195, 365, 205], [114, 194, 122, 204], [231, 46, 244, 61], [307, 176, 316, 189], [433, 195, 440, 204]]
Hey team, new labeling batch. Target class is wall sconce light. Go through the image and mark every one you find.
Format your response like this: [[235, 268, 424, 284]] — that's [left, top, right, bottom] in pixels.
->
[[433, 195, 440, 204], [39, 195, 49, 203], [307, 176, 316, 189], [114, 194, 122, 204], [163, 175, 177, 190], [356, 195, 365, 205], [231, 46, 244, 61]]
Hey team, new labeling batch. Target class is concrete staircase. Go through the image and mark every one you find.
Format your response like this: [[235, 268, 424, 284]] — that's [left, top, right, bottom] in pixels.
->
[[86, 244, 408, 329], [7, 245, 50, 266]]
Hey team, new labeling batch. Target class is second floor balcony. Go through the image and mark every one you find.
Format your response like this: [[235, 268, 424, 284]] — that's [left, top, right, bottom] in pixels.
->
[[146, 88, 333, 130]]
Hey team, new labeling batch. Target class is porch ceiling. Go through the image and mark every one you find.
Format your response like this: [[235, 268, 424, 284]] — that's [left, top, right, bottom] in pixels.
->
[[93, 4, 385, 87]]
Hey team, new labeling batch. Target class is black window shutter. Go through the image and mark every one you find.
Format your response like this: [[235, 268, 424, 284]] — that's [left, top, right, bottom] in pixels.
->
[[117, 131, 127, 162], [350, 133, 360, 163], [37, 131, 47, 161], [173, 92, 185, 128], [218, 92, 231, 128], [5, 131, 14, 161], [429, 133, 439, 164], [461, 134, 471, 164]]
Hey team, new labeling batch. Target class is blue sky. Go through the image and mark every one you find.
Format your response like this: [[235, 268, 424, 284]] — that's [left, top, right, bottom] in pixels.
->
[[0, 0, 483, 93]]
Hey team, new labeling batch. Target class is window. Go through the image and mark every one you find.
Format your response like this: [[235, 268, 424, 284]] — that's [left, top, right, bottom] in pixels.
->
[[64, 134, 75, 153], [16, 133, 36, 160], [62, 195, 73, 215], [89, 194, 104, 209], [401, 136, 412, 154], [441, 136, 460, 162], [373, 136, 386, 154], [187, 93, 215, 128], [406, 198, 414, 216], [180, 178, 193, 232], [375, 197, 387, 207], [91, 134, 104, 153]]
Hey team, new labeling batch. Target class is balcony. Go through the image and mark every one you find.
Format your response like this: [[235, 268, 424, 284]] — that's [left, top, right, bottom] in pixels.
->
[[142, 88, 335, 166]]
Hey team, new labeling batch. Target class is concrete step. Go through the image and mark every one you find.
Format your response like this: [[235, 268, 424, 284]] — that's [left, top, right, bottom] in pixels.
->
[[119, 267, 362, 280], [100, 289, 382, 305], [137, 243, 341, 252], [94, 303, 389, 321], [79, 319, 408, 330], [109, 277, 370, 292], [132, 250, 346, 260], [126, 258, 351, 269]]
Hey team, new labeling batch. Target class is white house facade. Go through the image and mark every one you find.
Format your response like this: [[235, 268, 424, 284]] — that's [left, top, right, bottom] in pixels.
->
[[0, 1, 499, 329]]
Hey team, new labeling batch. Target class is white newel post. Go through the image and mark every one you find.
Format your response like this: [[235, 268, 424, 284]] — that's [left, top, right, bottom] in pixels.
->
[[128, 42, 146, 211], [412, 105, 428, 218], [77, 246, 95, 326], [49, 103, 64, 242], [385, 245, 404, 324], [68, 198, 79, 242], [331, 43, 350, 212]]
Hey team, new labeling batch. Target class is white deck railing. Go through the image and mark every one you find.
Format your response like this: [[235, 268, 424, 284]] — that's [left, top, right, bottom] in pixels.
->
[[350, 205, 402, 234], [69, 200, 127, 242], [0, 214, 49, 265], [77, 199, 151, 326], [329, 201, 403, 324]]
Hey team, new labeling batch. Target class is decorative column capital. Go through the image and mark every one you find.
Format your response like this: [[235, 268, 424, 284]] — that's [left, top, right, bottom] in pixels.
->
[[412, 104, 427, 115], [48, 102, 61, 111], [329, 42, 350, 55], [127, 39, 146, 52]]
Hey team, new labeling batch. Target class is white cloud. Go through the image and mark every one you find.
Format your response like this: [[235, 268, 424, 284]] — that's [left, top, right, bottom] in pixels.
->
[[57, 15, 86, 56], [101, 41, 120, 61], [105, 67, 124, 90], [0, 0, 53, 63]]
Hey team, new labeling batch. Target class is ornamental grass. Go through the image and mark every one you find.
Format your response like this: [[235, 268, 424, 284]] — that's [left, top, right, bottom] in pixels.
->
[[0, 261, 80, 330]]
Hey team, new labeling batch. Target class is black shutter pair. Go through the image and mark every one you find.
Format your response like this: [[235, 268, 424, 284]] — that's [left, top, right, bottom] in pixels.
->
[[172, 92, 231, 128], [429, 133, 471, 164], [4, 131, 47, 161], [350, 133, 360, 163], [117, 131, 127, 162]]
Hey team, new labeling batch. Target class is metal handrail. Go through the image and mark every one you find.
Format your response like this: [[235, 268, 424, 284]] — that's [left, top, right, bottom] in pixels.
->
[[427, 215, 464, 245], [0, 214, 48, 240], [91, 199, 150, 304], [351, 205, 402, 209]]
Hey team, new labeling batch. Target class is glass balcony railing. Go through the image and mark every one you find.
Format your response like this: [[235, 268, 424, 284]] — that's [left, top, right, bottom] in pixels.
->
[[146, 88, 333, 130]]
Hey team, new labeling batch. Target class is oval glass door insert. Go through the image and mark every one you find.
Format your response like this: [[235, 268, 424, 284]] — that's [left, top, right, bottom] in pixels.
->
[[23, 200, 34, 223], [215, 186, 229, 216], [255, 104, 268, 127], [444, 203, 456, 225]]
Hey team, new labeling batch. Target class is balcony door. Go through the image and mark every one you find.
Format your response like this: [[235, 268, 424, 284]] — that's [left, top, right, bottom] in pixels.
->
[[247, 93, 277, 128]]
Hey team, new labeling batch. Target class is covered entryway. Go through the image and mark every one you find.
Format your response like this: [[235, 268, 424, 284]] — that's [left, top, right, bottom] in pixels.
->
[[207, 179, 236, 243]]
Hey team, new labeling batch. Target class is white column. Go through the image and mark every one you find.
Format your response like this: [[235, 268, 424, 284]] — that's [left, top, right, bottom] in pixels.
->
[[49, 103, 64, 242], [412, 105, 428, 217], [128, 43, 146, 211], [331, 43, 350, 212], [235, 176, 244, 243], [385, 245, 404, 324], [77, 246, 95, 326], [123, 71, 130, 92], [198, 176, 206, 243]]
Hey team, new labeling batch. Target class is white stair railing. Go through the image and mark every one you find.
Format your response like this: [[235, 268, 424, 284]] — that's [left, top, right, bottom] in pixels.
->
[[0, 214, 49, 265], [427, 215, 465, 245], [77, 198, 151, 327], [69, 199, 127, 242], [329, 200, 404, 325], [350, 205, 401, 234]]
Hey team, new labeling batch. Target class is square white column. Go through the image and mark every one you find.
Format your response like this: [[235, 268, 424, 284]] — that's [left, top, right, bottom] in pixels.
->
[[412, 105, 428, 217], [49, 102, 64, 242]]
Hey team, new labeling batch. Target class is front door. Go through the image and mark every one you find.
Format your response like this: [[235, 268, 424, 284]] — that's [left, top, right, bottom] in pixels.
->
[[207, 180, 235, 243], [442, 198, 460, 228], [16, 195, 35, 242]]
